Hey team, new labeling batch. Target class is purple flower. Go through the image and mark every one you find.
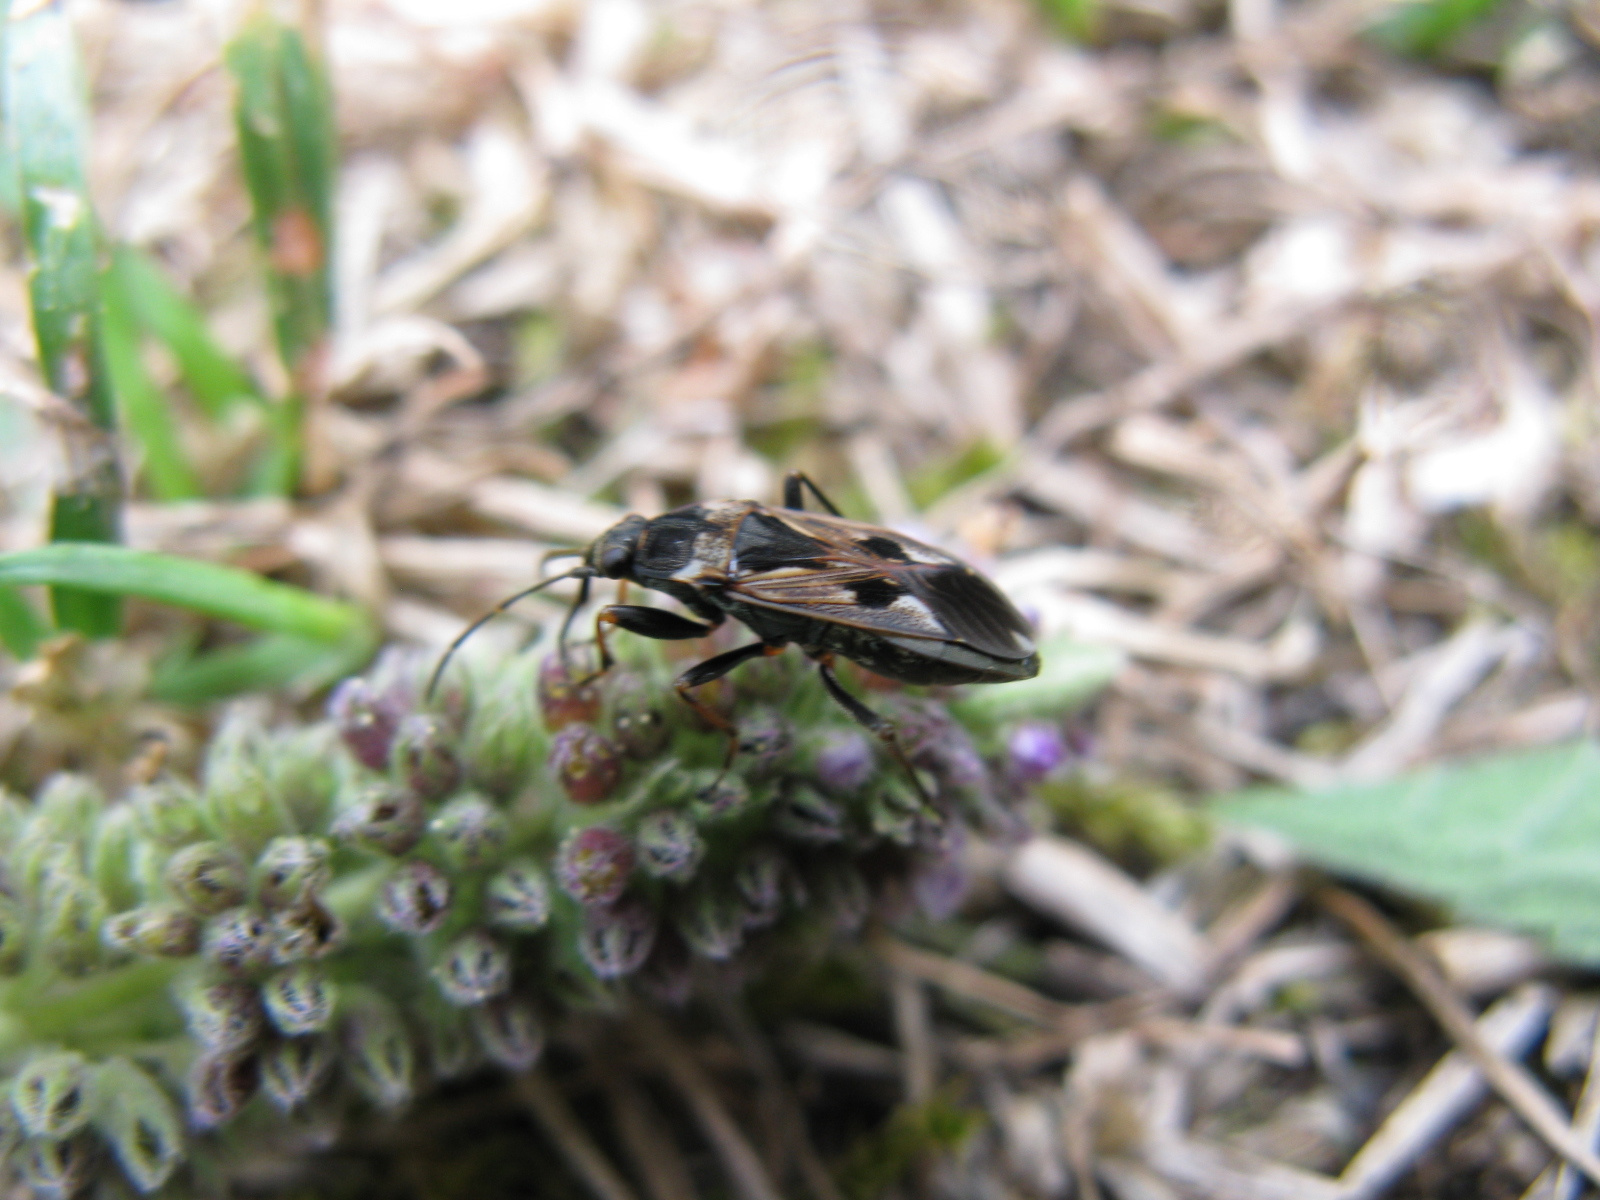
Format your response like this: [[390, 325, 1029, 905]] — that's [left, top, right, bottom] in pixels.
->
[[327, 677, 402, 772], [1007, 722, 1070, 783], [555, 827, 636, 907], [376, 861, 453, 935], [814, 730, 875, 794], [550, 725, 624, 805], [538, 653, 603, 731], [636, 811, 704, 882]]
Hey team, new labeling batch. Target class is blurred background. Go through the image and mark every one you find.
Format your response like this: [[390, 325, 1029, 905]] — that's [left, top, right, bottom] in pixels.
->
[[2, 0, 1600, 1193]]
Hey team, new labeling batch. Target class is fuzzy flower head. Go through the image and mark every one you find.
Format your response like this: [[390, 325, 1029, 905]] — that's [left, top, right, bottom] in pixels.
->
[[549, 725, 623, 805], [555, 827, 635, 907]]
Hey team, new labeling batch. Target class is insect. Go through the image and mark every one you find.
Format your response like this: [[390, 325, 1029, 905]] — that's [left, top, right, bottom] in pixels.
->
[[431, 473, 1040, 795]]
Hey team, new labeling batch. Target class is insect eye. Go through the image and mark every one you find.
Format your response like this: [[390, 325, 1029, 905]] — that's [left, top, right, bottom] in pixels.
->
[[599, 545, 631, 576]]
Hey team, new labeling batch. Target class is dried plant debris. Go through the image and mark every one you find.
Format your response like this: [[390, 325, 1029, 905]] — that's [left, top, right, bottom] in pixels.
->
[[2, 0, 1599, 1194]]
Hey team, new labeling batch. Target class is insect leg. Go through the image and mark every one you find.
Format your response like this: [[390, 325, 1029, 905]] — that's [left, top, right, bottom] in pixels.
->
[[590, 604, 720, 675], [556, 573, 593, 670], [782, 471, 844, 517], [675, 641, 787, 769], [813, 656, 933, 804]]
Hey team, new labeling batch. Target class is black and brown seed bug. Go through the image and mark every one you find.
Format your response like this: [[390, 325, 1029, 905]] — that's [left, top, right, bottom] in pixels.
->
[[429, 473, 1039, 795]]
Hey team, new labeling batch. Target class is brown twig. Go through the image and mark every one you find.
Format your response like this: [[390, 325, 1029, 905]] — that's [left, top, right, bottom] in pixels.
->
[[1319, 887, 1600, 1188], [630, 1007, 784, 1200], [515, 1069, 641, 1200], [712, 988, 845, 1200], [601, 1071, 701, 1200]]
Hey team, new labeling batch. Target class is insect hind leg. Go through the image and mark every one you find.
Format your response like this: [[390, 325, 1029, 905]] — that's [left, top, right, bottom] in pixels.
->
[[782, 471, 844, 517], [814, 656, 933, 805]]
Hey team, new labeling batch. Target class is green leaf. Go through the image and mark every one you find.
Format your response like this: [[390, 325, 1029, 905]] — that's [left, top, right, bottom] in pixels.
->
[[150, 631, 376, 705], [226, 17, 334, 377], [6, 1, 124, 636], [1215, 740, 1600, 965], [0, 544, 370, 643], [0, 585, 48, 658], [100, 272, 201, 502], [106, 247, 264, 420], [1367, 0, 1505, 57]]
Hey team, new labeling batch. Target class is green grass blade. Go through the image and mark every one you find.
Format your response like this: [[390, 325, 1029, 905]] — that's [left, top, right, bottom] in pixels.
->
[[1367, 0, 1505, 56], [225, 15, 335, 496], [151, 630, 376, 705], [106, 247, 265, 419], [100, 273, 202, 502], [0, 586, 48, 659], [6, 1, 122, 636], [0, 544, 370, 643]]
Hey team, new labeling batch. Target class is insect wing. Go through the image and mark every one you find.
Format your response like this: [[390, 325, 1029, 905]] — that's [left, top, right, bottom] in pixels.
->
[[726, 511, 1036, 663]]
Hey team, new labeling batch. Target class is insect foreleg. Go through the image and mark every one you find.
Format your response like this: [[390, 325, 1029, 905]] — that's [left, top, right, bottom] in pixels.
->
[[592, 604, 720, 675], [782, 471, 844, 517], [557, 573, 593, 670], [814, 656, 933, 805]]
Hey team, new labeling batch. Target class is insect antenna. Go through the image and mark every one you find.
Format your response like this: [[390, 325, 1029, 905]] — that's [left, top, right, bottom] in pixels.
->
[[425, 568, 594, 701]]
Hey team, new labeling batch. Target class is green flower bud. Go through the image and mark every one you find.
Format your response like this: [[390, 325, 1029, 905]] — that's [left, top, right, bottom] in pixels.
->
[[268, 899, 342, 963], [331, 783, 425, 856], [635, 811, 703, 883], [433, 931, 511, 1006], [179, 980, 265, 1054], [260, 1035, 334, 1113], [342, 991, 415, 1110], [772, 783, 845, 843], [265, 724, 341, 832], [485, 860, 550, 932], [867, 779, 925, 847], [376, 861, 453, 936], [689, 773, 749, 822], [202, 908, 275, 972], [15, 1134, 96, 1199], [33, 772, 105, 836], [92, 1056, 184, 1194], [392, 714, 462, 801], [417, 999, 481, 1081], [254, 837, 333, 910], [129, 777, 208, 849], [186, 1050, 260, 1131], [11, 1052, 95, 1139], [428, 792, 509, 871], [87, 804, 143, 912], [471, 998, 545, 1071], [578, 898, 657, 980], [733, 848, 793, 929], [673, 885, 745, 961], [39, 868, 108, 973], [165, 843, 247, 915], [0, 897, 27, 975], [809, 860, 871, 933], [263, 965, 337, 1036], [104, 906, 202, 959], [204, 766, 293, 859], [463, 654, 545, 795], [606, 671, 668, 758], [735, 707, 792, 776]]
